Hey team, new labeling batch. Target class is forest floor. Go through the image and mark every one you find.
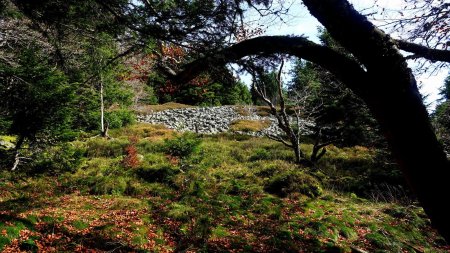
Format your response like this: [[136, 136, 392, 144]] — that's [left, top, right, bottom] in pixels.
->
[[0, 123, 448, 252]]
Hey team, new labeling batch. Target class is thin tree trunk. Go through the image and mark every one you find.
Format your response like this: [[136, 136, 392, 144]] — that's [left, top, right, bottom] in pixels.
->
[[100, 76, 109, 138], [100, 78, 105, 134], [11, 135, 25, 171], [103, 120, 109, 138], [293, 141, 302, 164]]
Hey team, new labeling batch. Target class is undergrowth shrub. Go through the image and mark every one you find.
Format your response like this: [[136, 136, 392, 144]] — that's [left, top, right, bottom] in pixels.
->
[[122, 136, 140, 169], [31, 142, 86, 174], [229, 119, 271, 132], [110, 123, 174, 141], [106, 109, 135, 129], [252, 160, 293, 178], [86, 138, 128, 157], [135, 163, 179, 184], [249, 148, 270, 161], [64, 158, 136, 195], [163, 133, 201, 158], [265, 170, 323, 198], [137, 139, 160, 153], [213, 132, 253, 141]]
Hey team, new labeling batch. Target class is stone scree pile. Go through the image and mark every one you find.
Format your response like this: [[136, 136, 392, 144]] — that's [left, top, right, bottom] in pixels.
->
[[137, 105, 313, 136]]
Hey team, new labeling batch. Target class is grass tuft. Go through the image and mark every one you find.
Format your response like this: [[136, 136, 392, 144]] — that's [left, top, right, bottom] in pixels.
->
[[134, 102, 195, 114], [229, 119, 271, 132]]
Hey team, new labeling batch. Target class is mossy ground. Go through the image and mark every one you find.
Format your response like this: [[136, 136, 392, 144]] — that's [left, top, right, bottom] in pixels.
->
[[234, 105, 299, 117], [229, 119, 271, 132], [134, 102, 195, 114], [0, 124, 447, 252]]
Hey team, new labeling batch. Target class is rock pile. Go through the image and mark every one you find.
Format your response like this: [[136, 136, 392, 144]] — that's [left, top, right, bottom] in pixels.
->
[[137, 105, 313, 136]]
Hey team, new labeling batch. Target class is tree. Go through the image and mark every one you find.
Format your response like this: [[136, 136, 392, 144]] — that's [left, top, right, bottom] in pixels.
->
[[250, 60, 332, 165], [84, 34, 134, 137], [174, 1, 450, 242], [1, 0, 134, 134], [147, 43, 251, 106], [0, 46, 74, 170], [289, 29, 381, 147]]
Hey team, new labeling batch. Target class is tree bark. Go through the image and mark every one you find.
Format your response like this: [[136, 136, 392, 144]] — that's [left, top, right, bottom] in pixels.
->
[[99, 76, 109, 138], [394, 39, 450, 62], [100, 77, 105, 136], [292, 140, 302, 164], [11, 135, 25, 171]]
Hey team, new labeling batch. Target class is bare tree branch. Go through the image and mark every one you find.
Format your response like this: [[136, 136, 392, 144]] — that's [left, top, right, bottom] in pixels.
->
[[395, 39, 450, 63], [265, 133, 293, 148]]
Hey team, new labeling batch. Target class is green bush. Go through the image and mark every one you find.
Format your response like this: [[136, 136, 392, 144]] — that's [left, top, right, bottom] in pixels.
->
[[162, 133, 201, 158], [135, 163, 178, 183], [265, 170, 323, 198], [253, 160, 293, 178], [249, 148, 270, 161], [106, 109, 135, 129], [32, 142, 86, 174], [64, 158, 135, 195], [93, 175, 129, 195], [86, 138, 129, 157]]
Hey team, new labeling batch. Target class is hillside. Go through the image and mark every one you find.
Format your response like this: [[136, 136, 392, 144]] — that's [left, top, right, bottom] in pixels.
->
[[0, 123, 447, 252]]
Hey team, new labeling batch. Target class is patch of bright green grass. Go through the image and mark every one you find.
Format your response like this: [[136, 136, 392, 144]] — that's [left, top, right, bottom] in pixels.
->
[[72, 220, 89, 230], [229, 119, 271, 132]]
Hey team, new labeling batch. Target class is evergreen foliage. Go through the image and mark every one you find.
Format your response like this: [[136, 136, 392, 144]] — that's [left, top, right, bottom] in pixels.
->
[[0, 46, 75, 143], [251, 71, 280, 106]]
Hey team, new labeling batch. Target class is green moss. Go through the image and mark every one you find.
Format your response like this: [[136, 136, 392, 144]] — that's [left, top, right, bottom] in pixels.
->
[[211, 226, 230, 239], [94, 175, 129, 195], [340, 226, 357, 240], [265, 170, 322, 198], [131, 235, 147, 245], [0, 221, 29, 250], [86, 138, 129, 158], [72, 220, 89, 230], [249, 148, 271, 161], [0, 236, 11, 251], [167, 203, 195, 221], [229, 119, 271, 132], [19, 238, 38, 252]]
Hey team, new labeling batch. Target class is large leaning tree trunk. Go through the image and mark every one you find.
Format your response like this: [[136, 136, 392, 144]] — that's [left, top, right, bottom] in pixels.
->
[[173, 0, 450, 242], [302, 0, 450, 242]]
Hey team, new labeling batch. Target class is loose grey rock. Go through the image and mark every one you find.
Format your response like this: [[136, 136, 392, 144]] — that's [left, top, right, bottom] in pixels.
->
[[137, 105, 314, 137]]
